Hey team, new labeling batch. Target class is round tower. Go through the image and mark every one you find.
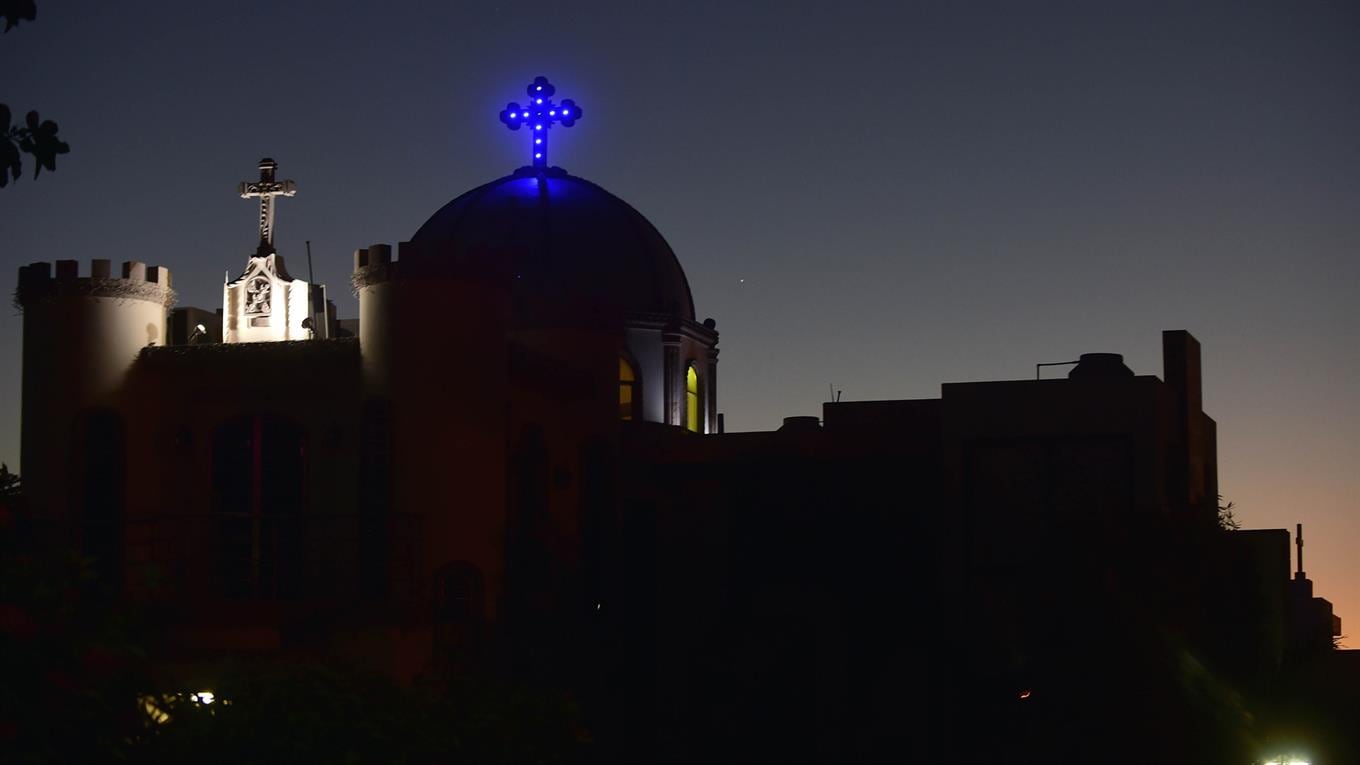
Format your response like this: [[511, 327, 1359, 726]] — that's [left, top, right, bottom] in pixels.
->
[[352, 243, 397, 394], [15, 258, 173, 522], [352, 240, 515, 624]]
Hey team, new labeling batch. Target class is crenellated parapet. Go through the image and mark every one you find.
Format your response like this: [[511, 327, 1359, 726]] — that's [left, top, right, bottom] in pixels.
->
[[17, 260, 175, 523], [350, 243, 397, 293], [350, 240, 518, 295], [14, 259, 176, 312]]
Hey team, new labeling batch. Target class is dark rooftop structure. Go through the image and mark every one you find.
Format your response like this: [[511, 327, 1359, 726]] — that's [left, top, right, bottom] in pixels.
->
[[411, 166, 696, 320]]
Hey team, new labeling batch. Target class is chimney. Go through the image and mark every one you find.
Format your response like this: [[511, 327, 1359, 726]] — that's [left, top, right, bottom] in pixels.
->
[[1163, 331, 1207, 514]]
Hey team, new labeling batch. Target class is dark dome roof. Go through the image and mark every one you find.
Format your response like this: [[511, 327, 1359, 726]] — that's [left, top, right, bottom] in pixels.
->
[[411, 167, 694, 320]]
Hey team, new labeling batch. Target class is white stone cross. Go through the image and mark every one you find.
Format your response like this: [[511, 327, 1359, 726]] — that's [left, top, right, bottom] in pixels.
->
[[238, 157, 296, 256]]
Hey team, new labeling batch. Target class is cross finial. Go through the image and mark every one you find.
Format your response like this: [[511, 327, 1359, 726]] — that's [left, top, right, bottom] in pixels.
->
[[1296, 522, 1305, 579], [238, 157, 297, 256], [498, 76, 582, 169]]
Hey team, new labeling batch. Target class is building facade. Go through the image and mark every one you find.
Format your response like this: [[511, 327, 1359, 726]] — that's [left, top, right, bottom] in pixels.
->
[[11, 92, 1350, 761]]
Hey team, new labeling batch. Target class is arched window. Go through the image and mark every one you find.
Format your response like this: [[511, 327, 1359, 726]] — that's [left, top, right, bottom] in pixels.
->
[[619, 357, 640, 420], [80, 410, 125, 594], [686, 364, 701, 433], [211, 414, 306, 598]]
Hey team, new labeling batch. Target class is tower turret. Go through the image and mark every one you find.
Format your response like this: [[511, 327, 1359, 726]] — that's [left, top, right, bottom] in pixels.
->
[[15, 258, 173, 521]]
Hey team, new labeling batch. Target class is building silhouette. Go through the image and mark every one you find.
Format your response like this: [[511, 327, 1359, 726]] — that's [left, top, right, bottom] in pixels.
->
[[10, 79, 1355, 763]]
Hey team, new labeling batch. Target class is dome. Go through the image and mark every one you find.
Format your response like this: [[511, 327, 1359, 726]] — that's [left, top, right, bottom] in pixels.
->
[[410, 167, 694, 320]]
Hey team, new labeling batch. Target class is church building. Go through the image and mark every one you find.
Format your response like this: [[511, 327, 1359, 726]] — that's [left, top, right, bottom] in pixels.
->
[[11, 77, 1348, 762]]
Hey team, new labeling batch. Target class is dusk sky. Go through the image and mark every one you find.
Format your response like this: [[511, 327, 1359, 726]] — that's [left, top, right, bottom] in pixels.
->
[[2, 2, 1356, 638]]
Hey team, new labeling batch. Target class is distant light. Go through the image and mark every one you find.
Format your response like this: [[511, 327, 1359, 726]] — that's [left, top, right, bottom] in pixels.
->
[[561, 109, 569, 115], [596, 603, 602, 610], [522, 112, 529, 117], [536, 85, 542, 90], [1018, 689, 1031, 700], [535, 138, 542, 144], [549, 110, 556, 115], [535, 125, 543, 130], [195, 323, 206, 333], [535, 152, 542, 158], [139, 695, 170, 725], [193, 691, 215, 705]]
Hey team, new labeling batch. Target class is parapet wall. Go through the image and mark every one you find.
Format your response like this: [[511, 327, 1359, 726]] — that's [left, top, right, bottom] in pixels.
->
[[350, 243, 398, 293], [15, 259, 175, 310], [350, 240, 518, 293]]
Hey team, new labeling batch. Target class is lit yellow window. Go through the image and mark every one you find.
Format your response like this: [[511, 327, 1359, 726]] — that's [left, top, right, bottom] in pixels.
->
[[619, 357, 637, 420], [686, 365, 700, 432]]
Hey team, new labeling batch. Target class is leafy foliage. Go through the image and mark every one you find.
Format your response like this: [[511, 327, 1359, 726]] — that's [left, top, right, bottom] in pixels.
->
[[135, 665, 585, 764], [1217, 494, 1241, 531], [1, 106, 69, 188], [1, 0, 36, 33], [0, 481, 583, 763], [2, 1, 70, 188], [1, 499, 152, 763], [0, 463, 18, 498], [0, 106, 20, 185]]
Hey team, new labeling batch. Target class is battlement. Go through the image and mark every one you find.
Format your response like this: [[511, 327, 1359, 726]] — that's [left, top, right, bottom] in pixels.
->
[[350, 242, 403, 292], [350, 240, 516, 293], [353, 243, 397, 270], [15, 259, 176, 310]]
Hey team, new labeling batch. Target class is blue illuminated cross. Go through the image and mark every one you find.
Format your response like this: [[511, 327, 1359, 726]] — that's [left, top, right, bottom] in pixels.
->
[[499, 76, 582, 169]]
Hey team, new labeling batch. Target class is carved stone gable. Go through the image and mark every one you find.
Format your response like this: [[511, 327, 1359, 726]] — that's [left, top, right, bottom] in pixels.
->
[[245, 274, 272, 315]]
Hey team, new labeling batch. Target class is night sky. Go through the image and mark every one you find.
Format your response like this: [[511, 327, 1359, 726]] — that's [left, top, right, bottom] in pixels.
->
[[2, 2, 1356, 638]]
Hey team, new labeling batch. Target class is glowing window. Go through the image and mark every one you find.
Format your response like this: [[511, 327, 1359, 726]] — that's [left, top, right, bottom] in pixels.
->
[[686, 365, 700, 432], [619, 357, 638, 420]]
